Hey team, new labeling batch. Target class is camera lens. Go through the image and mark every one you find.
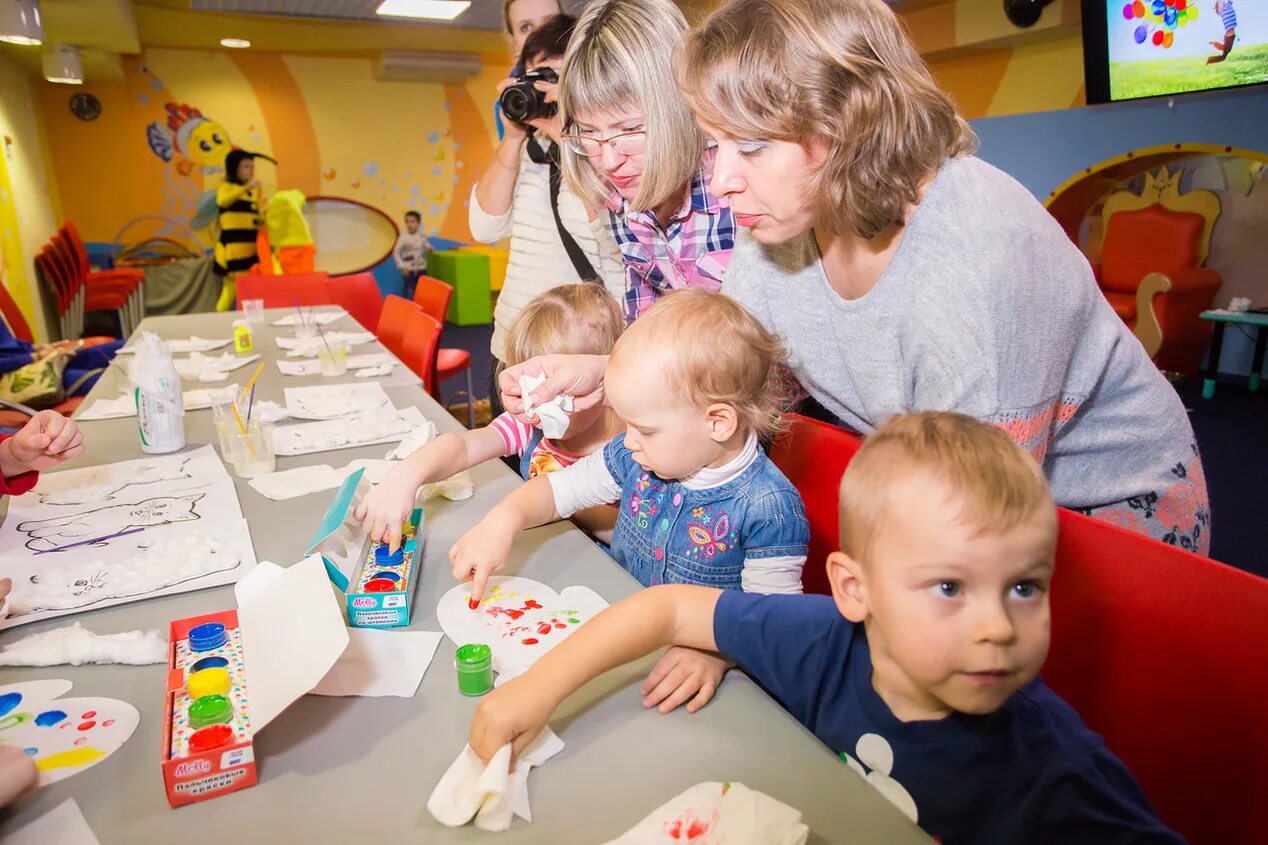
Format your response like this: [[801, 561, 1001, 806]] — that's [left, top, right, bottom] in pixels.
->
[[501, 86, 532, 124]]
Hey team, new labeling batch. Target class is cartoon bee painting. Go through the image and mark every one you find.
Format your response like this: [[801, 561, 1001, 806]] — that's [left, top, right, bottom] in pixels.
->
[[146, 103, 234, 177]]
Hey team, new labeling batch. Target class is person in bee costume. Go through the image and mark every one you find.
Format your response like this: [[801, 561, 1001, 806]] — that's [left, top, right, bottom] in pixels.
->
[[213, 150, 276, 311]]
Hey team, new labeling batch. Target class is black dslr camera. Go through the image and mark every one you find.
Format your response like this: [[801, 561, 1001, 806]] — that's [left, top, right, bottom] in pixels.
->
[[499, 67, 559, 125]]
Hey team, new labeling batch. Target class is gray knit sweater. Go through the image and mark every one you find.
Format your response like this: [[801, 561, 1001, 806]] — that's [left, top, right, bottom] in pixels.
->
[[723, 156, 1209, 552]]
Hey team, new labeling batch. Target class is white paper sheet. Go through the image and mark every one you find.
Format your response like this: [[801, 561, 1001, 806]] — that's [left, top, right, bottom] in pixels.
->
[[0, 447, 257, 630], [283, 382, 392, 420], [344, 352, 394, 369], [173, 352, 261, 382], [271, 310, 347, 327], [76, 388, 223, 421], [276, 332, 376, 358], [115, 336, 229, 355], [355, 365, 394, 378], [311, 629, 441, 697], [601, 782, 810, 845], [235, 557, 349, 730], [273, 407, 425, 457], [0, 800, 100, 845], [275, 359, 321, 377]]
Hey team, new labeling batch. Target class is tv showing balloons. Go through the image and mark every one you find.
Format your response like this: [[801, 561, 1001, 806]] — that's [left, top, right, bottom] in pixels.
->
[[1083, 0, 1268, 102]]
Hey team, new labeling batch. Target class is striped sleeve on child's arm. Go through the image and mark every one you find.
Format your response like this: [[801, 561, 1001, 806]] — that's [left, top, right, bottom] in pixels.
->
[[487, 412, 534, 458]]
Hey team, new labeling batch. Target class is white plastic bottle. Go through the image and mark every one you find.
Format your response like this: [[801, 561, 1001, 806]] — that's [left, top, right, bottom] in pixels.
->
[[130, 332, 186, 454]]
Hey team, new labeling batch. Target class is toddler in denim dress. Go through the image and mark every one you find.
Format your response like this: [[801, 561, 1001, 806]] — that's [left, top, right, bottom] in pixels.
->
[[451, 289, 809, 598]]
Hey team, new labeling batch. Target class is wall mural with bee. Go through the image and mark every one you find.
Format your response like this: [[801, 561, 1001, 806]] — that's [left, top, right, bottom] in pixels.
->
[[38, 47, 506, 249]]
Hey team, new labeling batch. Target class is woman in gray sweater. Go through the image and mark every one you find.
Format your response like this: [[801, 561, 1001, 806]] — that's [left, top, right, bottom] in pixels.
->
[[501, 0, 1209, 554]]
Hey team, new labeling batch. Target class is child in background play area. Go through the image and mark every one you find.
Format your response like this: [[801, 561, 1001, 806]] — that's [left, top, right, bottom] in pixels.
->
[[450, 290, 808, 603], [465, 411, 1181, 842], [356, 284, 625, 545], [394, 210, 432, 302]]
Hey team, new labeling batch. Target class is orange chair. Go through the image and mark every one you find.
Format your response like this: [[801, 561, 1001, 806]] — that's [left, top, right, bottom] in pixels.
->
[[412, 274, 474, 428], [235, 272, 333, 310], [61, 221, 145, 331], [376, 294, 420, 362], [327, 272, 384, 332], [1092, 169, 1223, 375], [767, 413, 863, 596], [400, 310, 443, 393]]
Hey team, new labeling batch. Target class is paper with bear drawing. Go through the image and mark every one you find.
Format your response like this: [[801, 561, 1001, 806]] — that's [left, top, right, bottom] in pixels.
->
[[0, 446, 257, 630]]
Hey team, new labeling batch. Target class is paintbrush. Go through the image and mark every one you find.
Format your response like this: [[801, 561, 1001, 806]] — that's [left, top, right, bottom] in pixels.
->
[[34, 526, 146, 555], [238, 362, 265, 407]]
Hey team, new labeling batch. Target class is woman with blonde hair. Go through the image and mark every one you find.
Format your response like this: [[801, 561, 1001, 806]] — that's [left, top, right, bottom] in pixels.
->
[[505, 0, 1210, 555], [557, 0, 735, 323]]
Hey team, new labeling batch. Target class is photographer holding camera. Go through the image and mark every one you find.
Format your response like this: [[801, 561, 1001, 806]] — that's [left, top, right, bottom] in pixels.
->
[[471, 13, 625, 413]]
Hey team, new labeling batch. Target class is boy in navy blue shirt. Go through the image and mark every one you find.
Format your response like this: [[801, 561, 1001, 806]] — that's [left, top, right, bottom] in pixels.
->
[[467, 412, 1182, 843]]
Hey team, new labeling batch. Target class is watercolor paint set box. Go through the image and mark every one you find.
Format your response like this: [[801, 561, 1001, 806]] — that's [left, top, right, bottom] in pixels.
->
[[308, 467, 424, 629], [161, 558, 350, 808], [162, 611, 257, 806]]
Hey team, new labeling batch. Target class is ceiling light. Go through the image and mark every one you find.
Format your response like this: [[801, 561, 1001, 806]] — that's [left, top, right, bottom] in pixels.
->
[[375, 0, 471, 22], [43, 44, 83, 84], [0, 0, 44, 45], [220, 38, 251, 48]]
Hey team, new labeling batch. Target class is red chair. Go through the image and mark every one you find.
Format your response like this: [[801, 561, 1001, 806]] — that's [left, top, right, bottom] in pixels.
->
[[1045, 510, 1268, 845], [400, 310, 443, 393], [767, 413, 863, 596], [0, 281, 34, 344], [413, 274, 475, 428], [61, 222, 145, 333], [235, 272, 333, 310], [326, 272, 384, 332], [376, 294, 420, 362]]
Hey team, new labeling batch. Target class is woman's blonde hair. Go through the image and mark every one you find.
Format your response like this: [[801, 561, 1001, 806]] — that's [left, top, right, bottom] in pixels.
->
[[502, 284, 624, 369], [611, 290, 792, 440], [558, 0, 705, 213], [675, 0, 975, 239]]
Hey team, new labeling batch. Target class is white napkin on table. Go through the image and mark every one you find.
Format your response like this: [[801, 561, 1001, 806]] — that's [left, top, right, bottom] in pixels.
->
[[174, 352, 260, 382], [0, 623, 166, 667], [385, 419, 438, 460], [427, 728, 565, 831], [520, 373, 573, 440], [602, 781, 809, 845], [355, 365, 394, 378]]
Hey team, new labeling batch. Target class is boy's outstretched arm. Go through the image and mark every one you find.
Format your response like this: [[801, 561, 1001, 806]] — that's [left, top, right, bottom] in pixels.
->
[[469, 585, 722, 762], [449, 475, 563, 601]]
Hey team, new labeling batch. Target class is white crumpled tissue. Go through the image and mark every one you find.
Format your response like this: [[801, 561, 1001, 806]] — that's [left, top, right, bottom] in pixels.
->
[[385, 419, 438, 460], [520, 373, 573, 440], [0, 622, 166, 667], [428, 728, 564, 831], [602, 781, 809, 845]]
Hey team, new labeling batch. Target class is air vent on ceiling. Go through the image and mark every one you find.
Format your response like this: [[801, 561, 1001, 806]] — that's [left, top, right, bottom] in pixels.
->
[[375, 50, 482, 81]]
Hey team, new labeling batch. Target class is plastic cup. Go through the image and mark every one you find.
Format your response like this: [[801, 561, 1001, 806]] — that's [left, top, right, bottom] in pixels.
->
[[294, 314, 319, 340], [242, 299, 265, 325], [208, 387, 240, 459], [318, 342, 349, 377], [455, 643, 493, 696], [227, 420, 275, 478]]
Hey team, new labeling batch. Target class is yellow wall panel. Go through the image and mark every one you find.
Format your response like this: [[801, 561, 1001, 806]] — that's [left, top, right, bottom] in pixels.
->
[[987, 36, 1086, 118]]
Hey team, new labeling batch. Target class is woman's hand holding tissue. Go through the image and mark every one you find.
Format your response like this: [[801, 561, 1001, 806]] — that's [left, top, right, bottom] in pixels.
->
[[641, 647, 732, 714], [497, 354, 609, 424]]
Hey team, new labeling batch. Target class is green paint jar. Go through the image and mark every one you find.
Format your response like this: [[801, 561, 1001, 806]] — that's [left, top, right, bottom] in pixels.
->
[[455, 644, 493, 697], [189, 694, 234, 728]]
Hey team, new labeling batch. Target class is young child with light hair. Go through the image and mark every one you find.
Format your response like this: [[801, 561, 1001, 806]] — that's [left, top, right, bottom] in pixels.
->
[[356, 284, 625, 544], [451, 289, 808, 603], [464, 411, 1181, 842]]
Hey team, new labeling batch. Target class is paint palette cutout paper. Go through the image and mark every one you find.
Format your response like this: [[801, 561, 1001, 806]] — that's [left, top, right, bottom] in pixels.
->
[[0, 679, 139, 786], [437, 577, 608, 679]]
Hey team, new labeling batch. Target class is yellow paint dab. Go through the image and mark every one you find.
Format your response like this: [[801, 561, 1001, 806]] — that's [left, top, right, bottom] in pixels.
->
[[36, 747, 106, 772]]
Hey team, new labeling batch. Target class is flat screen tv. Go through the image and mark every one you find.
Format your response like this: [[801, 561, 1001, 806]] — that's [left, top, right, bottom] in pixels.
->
[[1083, 0, 1268, 103]]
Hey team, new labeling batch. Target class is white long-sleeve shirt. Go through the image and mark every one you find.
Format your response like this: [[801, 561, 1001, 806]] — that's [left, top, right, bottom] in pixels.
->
[[469, 146, 626, 362]]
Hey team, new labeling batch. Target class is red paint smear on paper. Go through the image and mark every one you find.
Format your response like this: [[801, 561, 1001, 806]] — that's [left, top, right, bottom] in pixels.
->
[[522, 638, 539, 645], [523, 599, 542, 610], [665, 812, 712, 841], [469, 598, 480, 610]]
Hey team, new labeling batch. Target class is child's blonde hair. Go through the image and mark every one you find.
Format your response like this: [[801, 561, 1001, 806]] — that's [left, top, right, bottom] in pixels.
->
[[839, 412, 1054, 563], [502, 284, 624, 369], [611, 290, 790, 439], [558, 0, 705, 213], [675, 0, 974, 240]]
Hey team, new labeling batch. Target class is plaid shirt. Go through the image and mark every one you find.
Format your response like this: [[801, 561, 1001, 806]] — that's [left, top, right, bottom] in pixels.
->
[[606, 146, 735, 323]]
